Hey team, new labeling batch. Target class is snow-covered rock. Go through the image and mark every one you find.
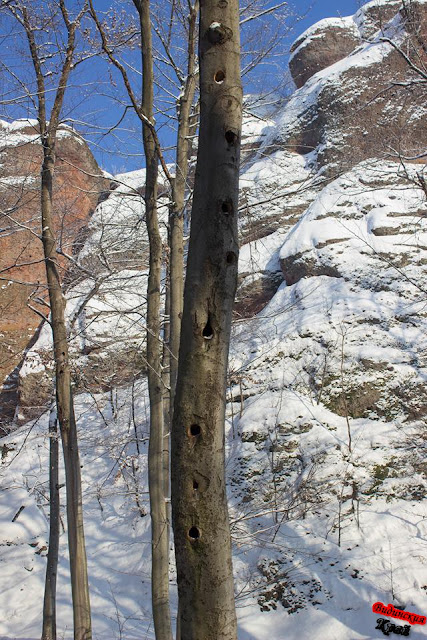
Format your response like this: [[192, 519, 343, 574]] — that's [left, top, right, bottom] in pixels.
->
[[271, 0, 427, 174], [289, 17, 361, 88]]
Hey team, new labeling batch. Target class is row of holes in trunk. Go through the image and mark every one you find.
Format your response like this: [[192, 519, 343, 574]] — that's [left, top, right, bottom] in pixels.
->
[[187, 59, 236, 545]]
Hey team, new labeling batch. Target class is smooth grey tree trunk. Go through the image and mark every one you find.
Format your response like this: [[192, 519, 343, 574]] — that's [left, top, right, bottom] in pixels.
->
[[168, 0, 199, 415], [132, 1, 173, 638], [171, 0, 242, 638], [89, 1, 173, 634]]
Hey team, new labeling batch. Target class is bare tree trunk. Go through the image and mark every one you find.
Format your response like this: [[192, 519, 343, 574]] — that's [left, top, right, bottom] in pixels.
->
[[162, 265, 171, 540], [171, 0, 242, 637], [9, 5, 92, 634], [41, 403, 59, 640], [169, 0, 199, 413], [133, 1, 173, 638], [89, 0, 173, 633], [41, 143, 92, 640], [166, 15, 199, 634]]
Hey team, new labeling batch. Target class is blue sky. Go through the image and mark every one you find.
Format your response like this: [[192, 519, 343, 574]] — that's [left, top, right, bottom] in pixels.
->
[[93, 0, 363, 173], [0, 0, 364, 173], [301, 0, 360, 27]]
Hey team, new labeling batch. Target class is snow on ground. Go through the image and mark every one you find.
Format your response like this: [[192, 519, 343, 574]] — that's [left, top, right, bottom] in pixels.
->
[[1, 305, 426, 639], [225, 154, 427, 638], [0, 382, 166, 640], [2, 150, 426, 637]]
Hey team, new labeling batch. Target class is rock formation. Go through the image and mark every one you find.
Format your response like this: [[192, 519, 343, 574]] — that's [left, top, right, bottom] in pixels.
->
[[281, 0, 427, 174], [289, 17, 361, 89], [3, 0, 426, 427], [0, 120, 107, 428], [236, 0, 427, 315]]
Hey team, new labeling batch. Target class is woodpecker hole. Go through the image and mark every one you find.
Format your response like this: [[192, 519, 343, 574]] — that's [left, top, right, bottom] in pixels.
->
[[189, 424, 201, 437], [221, 200, 233, 215], [226, 251, 237, 265], [214, 70, 225, 84], [207, 24, 233, 45], [188, 526, 200, 540], [225, 130, 237, 144], [202, 316, 214, 340], [193, 480, 199, 490]]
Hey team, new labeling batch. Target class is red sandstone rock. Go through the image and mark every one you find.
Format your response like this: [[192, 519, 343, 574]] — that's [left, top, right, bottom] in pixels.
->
[[0, 121, 107, 424]]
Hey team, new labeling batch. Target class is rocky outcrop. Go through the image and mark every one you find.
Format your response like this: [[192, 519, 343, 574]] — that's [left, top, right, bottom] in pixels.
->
[[289, 0, 416, 91], [279, 159, 427, 293], [5, 1, 426, 429], [269, 157, 427, 426], [233, 1, 427, 322], [1, 1, 427, 633], [274, 0, 427, 175], [289, 17, 361, 89], [7, 167, 159, 426], [357, 0, 404, 38], [0, 121, 108, 427], [231, 1, 427, 442]]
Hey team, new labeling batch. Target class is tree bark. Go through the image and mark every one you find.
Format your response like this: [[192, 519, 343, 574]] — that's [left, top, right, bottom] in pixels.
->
[[11, 5, 91, 636], [41, 403, 60, 640], [41, 141, 92, 640], [133, 1, 173, 638], [164, 12, 199, 621], [171, 0, 242, 638], [169, 0, 199, 413]]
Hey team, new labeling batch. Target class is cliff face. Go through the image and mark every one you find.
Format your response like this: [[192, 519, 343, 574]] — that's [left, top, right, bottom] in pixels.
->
[[236, 0, 427, 313], [0, 120, 107, 427], [5, 1, 426, 427], [274, 0, 427, 174]]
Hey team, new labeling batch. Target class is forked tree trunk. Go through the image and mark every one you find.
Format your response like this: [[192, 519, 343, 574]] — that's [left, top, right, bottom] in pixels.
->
[[41, 403, 59, 640], [133, 1, 173, 638], [171, 0, 242, 638], [41, 143, 92, 640], [11, 4, 91, 638]]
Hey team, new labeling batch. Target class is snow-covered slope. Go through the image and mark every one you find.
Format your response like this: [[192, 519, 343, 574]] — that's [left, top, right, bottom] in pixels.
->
[[1, 1, 426, 638], [228, 157, 427, 637], [0, 382, 161, 639]]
